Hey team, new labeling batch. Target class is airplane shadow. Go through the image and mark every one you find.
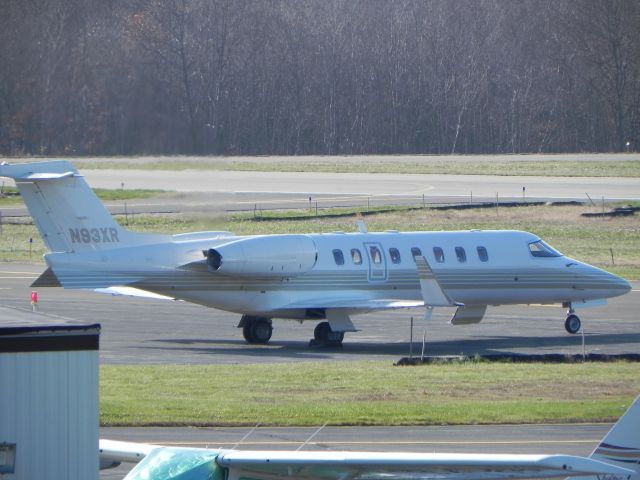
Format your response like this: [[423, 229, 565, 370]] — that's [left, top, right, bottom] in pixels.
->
[[144, 332, 640, 361]]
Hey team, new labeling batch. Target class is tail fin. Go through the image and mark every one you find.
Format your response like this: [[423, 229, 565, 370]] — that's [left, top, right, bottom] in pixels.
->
[[0, 160, 162, 253], [575, 396, 640, 480]]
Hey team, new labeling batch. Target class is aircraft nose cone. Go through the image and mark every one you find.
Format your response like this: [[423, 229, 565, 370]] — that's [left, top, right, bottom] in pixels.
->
[[573, 261, 632, 298], [605, 271, 632, 294], [618, 275, 632, 293]]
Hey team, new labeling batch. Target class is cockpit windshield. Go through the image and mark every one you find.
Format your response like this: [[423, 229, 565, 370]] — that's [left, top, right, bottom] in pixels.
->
[[528, 240, 562, 258]]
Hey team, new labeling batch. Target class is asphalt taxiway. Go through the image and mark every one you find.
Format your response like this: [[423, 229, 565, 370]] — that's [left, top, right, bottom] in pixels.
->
[[0, 264, 637, 364]]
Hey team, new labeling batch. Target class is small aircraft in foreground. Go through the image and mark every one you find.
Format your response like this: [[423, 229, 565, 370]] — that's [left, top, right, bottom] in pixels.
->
[[100, 395, 640, 479], [0, 160, 631, 346]]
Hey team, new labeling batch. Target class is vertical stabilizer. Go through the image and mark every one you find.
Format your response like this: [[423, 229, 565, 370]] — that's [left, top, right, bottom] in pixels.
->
[[0, 160, 164, 253], [572, 396, 640, 480]]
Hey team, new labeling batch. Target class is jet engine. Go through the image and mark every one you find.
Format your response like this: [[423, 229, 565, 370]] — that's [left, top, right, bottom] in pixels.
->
[[204, 234, 317, 277]]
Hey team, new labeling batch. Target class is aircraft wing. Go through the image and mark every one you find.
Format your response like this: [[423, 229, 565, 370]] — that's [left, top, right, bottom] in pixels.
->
[[282, 297, 425, 311], [93, 286, 175, 301], [98, 440, 634, 480], [218, 451, 634, 480], [99, 439, 159, 470]]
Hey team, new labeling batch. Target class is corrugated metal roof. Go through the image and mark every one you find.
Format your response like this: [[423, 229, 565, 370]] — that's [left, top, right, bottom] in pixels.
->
[[0, 324, 100, 353]]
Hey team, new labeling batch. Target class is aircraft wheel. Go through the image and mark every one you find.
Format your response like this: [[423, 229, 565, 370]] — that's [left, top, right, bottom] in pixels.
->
[[314, 321, 331, 341], [314, 321, 344, 346], [564, 314, 581, 334], [250, 318, 273, 344]]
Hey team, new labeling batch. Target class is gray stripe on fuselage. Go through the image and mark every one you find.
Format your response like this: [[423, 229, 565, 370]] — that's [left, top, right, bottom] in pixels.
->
[[55, 266, 624, 296]]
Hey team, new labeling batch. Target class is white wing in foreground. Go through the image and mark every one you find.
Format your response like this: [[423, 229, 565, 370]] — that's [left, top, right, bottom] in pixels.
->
[[217, 450, 633, 480], [99, 440, 633, 480], [99, 439, 159, 470]]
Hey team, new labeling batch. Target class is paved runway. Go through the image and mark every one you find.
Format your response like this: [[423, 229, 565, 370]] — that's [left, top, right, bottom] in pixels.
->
[[0, 265, 637, 364], [2, 160, 638, 219], [99, 423, 614, 479], [82, 169, 640, 202]]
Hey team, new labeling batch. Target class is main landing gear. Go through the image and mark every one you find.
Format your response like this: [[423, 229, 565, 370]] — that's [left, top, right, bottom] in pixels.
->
[[240, 315, 273, 344], [564, 305, 582, 334], [310, 321, 344, 347]]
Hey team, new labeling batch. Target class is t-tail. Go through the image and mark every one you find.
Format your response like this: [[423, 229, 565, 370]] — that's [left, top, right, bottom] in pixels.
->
[[0, 160, 164, 253], [571, 396, 640, 480]]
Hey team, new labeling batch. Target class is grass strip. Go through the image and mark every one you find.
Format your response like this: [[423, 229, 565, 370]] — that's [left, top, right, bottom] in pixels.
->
[[100, 360, 639, 426], [0, 187, 165, 206]]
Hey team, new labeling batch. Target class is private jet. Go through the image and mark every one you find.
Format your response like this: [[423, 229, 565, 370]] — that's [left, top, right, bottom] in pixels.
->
[[0, 160, 631, 346]]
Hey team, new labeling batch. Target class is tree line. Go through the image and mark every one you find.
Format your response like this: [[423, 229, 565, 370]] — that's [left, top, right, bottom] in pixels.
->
[[1, 0, 638, 156]]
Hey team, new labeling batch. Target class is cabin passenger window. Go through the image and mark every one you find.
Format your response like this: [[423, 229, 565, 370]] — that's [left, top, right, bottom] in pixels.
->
[[333, 249, 345, 265], [528, 240, 562, 258], [411, 247, 422, 262], [351, 248, 362, 265], [455, 246, 467, 263], [389, 248, 401, 264], [370, 246, 382, 264], [433, 247, 445, 263], [477, 246, 489, 262]]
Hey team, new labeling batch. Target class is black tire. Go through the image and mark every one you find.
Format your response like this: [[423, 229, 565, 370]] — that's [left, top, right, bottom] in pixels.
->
[[565, 314, 581, 334], [250, 318, 273, 344], [314, 321, 331, 341], [242, 322, 255, 343], [314, 321, 344, 345]]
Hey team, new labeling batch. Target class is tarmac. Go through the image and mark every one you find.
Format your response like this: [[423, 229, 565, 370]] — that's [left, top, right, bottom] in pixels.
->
[[0, 264, 637, 364]]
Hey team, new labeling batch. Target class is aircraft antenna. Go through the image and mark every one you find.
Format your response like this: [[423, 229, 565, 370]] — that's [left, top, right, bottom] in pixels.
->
[[230, 422, 261, 450], [296, 422, 328, 451], [356, 218, 367, 233]]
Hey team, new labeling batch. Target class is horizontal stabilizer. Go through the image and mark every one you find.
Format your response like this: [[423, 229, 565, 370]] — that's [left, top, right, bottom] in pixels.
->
[[451, 305, 487, 325], [14, 171, 76, 181], [415, 256, 460, 307], [0, 160, 78, 181], [31, 268, 61, 287]]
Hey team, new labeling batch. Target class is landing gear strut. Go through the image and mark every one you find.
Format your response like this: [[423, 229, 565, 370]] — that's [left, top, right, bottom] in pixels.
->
[[564, 306, 581, 334], [311, 321, 344, 347], [241, 315, 273, 344]]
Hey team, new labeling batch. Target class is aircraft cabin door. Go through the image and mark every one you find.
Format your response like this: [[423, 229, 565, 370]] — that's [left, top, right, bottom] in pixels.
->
[[363, 242, 388, 282]]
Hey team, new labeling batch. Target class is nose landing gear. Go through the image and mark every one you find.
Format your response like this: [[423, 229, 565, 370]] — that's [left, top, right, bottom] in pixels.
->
[[564, 306, 582, 334]]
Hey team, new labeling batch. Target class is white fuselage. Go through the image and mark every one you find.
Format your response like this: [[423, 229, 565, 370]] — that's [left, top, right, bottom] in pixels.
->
[[44, 229, 630, 321]]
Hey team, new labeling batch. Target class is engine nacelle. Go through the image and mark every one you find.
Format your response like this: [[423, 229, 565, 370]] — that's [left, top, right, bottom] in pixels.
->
[[204, 235, 317, 277]]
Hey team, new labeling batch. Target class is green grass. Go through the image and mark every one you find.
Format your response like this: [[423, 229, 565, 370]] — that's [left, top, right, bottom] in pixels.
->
[[2, 204, 638, 278], [100, 360, 639, 426], [0, 187, 166, 206], [0, 186, 21, 205], [93, 188, 166, 201], [74, 159, 640, 177]]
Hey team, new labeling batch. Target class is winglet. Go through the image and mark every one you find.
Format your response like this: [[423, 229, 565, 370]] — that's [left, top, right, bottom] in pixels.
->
[[415, 256, 460, 307]]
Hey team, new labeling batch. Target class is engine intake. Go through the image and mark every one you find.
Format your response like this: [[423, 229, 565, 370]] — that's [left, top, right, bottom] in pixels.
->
[[204, 235, 317, 277]]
